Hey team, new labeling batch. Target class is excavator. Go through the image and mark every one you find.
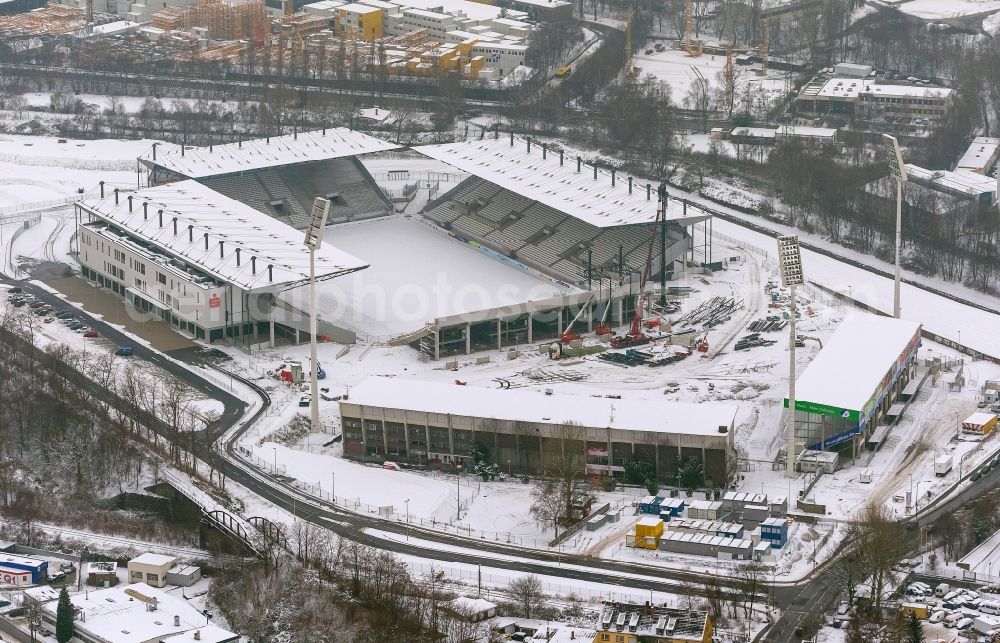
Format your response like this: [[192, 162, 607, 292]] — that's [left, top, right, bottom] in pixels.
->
[[610, 183, 669, 349]]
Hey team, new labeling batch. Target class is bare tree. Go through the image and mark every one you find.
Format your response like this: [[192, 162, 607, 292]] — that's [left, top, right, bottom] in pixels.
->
[[847, 504, 907, 614], [508, 575, 544, 618]]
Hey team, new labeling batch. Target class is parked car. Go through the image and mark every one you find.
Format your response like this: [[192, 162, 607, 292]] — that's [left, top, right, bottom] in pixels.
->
[[298, 395, 311, 407], [115, 346, 134, 357], [33, 306, 52, 316], [7, 286, 22, 294], [55, 311, 74, 319], [59, 562, 74, 573], [10, 299, 26, 307], [956, 617, 973, 630], [47, 572, 65, 583], [83, 330, 99, 338], [837, 602, 849, 615], [29, 301, 46, 309], [43, 317, 54, 323], [929, 610, 946, 623]]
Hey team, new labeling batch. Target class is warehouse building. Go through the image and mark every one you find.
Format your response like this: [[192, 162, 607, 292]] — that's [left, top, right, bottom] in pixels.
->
[[785, 314, 921, 461], [0, 553, 47, 586], [340, 377, 739, 485]]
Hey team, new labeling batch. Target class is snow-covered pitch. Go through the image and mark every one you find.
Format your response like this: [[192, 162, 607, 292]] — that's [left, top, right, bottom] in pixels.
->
[[280, 216, 579, 339]]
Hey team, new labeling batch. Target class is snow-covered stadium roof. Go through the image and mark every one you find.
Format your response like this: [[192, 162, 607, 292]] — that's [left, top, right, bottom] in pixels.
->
[[346, 376, 738, 437], [77, 180, 368, 291], [789, 314, 921, 416], [141, 128, 399, 179], [415, 138, 709, 228]]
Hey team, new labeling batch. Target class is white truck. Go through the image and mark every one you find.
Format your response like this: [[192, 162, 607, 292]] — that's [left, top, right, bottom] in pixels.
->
[[935, 455, 953, 477], [974, 614, 1000, 635]]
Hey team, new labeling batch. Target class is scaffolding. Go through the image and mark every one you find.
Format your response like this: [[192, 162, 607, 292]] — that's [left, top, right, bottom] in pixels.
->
[[151, 0, 270, 41], [0, 3, 87, 38]]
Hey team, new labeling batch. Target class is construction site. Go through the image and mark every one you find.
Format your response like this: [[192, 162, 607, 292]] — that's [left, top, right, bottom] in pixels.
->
[[0, 0, 541, 83]]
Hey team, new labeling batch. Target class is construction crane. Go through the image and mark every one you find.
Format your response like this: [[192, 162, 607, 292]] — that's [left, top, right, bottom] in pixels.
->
[[85, 0, 93, 25], [624, 6, 635, 77], [560, 293, 596, 343], [682, 0, 700, 57], [611, 184, 668, 349], [761, 18, 769, 73]]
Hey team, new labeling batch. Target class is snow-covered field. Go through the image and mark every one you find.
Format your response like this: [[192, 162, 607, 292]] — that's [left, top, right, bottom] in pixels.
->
[[632, 45, 790, 110], [280, 216, 579, 340]]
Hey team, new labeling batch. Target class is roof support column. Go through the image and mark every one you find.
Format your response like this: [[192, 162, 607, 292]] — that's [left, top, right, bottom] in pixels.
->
[[527, 314, 533, 344], [466, 322, 471, 355], [269, 319, 275, 349], [496, 319, 502, 351]]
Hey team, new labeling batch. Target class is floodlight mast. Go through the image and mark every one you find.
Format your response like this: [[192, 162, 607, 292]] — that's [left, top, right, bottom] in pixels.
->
[[304, 198, 332, 435], [882, 134, 908, 319], [777, 235, 804, 479]]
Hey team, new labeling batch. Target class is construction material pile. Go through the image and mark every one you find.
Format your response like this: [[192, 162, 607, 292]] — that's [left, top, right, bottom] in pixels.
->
[[734, 333, 777, 351], [747, 316, 788, 333], [676, 296, 743, 329]]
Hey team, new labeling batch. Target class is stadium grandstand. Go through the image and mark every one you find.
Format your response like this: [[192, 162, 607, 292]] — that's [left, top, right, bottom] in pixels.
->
[[139, 128, 399, 229], [416, 136, 714, 287]]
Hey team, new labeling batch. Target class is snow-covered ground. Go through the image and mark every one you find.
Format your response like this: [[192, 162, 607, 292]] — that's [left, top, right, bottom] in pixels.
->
[[881, 0, 1000, 21], [632, 45, 791, 112], [4, 132, 1000, 589]]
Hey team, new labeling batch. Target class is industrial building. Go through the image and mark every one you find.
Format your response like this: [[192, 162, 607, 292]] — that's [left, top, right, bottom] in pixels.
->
[[595, 602, 712, 643], [795, 72, 954, 132], [785, 314, 922, 460], [340, 377, 739, 484], [25, 582, 238, 643], [0, 553, 47, 586]]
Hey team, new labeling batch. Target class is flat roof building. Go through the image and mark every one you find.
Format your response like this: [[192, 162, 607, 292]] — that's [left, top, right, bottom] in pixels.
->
[[956, 136, 1000, 175], [785, 314, 921, 459], [28, 583, 238, 643], [595, 602, 712, 642], [340, 376, 738, 484]]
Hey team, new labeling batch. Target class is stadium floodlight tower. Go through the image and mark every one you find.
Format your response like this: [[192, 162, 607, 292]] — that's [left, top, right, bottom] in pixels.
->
[[304, 197, 332, 435], [777, 235, 804, 479], [882, 134, 908, 319]]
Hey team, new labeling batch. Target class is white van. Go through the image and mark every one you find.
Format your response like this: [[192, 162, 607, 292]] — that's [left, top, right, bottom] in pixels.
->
[[980, 600, 1000, 615], [929, 610, 946, 623], [945, 612, 963, 628], [936, 583, 952, 598]]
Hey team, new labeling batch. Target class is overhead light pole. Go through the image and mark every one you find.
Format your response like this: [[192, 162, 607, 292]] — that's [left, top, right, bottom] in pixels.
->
[[882, 134, 908, 319], [777, 235, 804, 479], [304, 197, 332, 436]]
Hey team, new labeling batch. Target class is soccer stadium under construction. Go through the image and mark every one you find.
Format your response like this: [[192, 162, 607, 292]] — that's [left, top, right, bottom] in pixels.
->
[[77, 129, 716, 354]]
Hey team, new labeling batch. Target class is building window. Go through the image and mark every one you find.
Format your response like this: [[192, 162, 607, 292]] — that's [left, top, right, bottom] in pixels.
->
[[146, 573, 158, 583], [131, 571, 142, 581], [156, 272, 166, 285]]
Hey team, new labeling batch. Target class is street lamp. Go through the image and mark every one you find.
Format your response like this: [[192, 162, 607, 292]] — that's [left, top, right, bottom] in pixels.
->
[[777, 235, 804, 479], [882, 134, 908, 319], [331, 470, 336, 505], [456, 464, 463, 521], [272, 446, 277, 475], [304, 197, 332, 436]]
